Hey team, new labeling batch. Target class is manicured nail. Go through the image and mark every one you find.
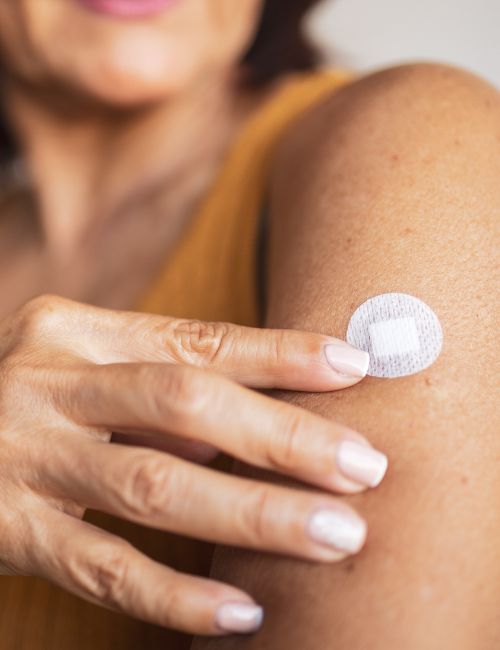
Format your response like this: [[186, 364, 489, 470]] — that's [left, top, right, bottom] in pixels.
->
[[336, 440, 388, 488], [307, 509, 366, 554], [324, 342, 369, 379], [215, 602, 264, 634]]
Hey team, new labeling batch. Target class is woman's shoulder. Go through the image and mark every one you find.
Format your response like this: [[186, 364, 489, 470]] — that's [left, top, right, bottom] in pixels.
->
[[265, 67, 356, 136], [269, 66, 356, 171], [271, 61, 495, 203], [232, 67, 356, 186]]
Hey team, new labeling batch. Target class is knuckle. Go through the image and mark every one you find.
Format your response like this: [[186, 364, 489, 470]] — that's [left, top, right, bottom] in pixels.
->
[[237, 485, 275, 546], [154, 366, 209, 425], [123, 453, 178, 520], [17, 294, 67, 337], [72, 543, 131, 610], [169, 319, 233, 366], [160, 584, 185, 628], [265, 407, 306, 473]]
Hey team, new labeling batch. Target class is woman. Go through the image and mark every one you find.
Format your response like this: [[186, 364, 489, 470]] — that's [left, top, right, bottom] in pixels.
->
[[0, 1, 498, 649]]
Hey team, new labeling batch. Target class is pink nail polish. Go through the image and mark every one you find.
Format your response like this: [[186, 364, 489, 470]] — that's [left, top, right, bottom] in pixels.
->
[[336, 440, 388, 487], [307, 509, 366, 554], [324, 342, 369, 378], [215, 602, 264, 634]]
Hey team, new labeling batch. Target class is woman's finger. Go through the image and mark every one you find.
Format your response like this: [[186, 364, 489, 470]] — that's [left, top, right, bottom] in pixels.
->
[[120, 318, 370, 391], [111, 430, 219, 464], [70, 363, 388, 494], [50, 300, 368, 391], [42, 439, 368, 562], [33, 508, 263, 635]]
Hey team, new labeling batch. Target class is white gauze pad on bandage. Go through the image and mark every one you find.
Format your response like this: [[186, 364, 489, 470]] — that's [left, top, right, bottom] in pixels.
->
[[346, 293, 443, 378]]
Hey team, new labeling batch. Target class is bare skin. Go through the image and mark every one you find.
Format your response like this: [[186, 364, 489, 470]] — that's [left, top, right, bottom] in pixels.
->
[[0, 60, 261, 315], [194, 63, 500, 648], [0, 0, 391, 638], [2, 0, 497, 644], [0, 0, 300, 317], [0, 294, 389, 635]]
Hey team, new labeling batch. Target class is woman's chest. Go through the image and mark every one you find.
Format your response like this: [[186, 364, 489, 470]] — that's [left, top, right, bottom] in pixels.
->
[[0, 195, 191, 319]]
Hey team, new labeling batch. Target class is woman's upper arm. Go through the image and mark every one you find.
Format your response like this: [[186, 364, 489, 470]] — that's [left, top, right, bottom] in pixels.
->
[[196, 63, 500, 650]]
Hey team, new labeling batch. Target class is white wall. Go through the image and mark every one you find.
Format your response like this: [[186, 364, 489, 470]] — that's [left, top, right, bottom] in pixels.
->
[[307, 0, 499, 88]]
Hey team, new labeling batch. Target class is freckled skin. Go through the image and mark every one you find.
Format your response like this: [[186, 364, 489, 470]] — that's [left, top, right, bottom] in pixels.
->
[[193, 63, 500, 650]]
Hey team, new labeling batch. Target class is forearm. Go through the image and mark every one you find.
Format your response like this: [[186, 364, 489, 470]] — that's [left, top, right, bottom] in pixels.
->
[[194, 63, 500, 649]]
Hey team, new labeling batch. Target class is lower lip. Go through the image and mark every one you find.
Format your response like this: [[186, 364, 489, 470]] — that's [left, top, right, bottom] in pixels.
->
[[76, 0, 177, 18]]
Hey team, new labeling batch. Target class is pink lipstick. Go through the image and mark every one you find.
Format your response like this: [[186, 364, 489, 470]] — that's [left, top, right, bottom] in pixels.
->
[[76, 0, 178, 18]]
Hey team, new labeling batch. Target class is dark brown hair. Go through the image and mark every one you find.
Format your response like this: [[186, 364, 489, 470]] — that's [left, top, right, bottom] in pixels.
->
[[243, 0, 322, 85]]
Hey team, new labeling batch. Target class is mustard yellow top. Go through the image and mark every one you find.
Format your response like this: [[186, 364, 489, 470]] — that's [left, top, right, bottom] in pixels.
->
[[138, 69, 351, 325], [0, 69, 351, 650]]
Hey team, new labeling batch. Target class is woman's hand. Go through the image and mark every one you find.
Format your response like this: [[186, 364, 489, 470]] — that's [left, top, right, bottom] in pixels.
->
[[0, 295, 387, 636]]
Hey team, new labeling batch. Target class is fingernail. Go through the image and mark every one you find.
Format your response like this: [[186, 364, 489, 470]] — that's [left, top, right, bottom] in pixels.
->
[[336, 440, 388, 488], [324, 342, 369, 379], [307, 509, 366, 554], [215, 602, 264, 634]]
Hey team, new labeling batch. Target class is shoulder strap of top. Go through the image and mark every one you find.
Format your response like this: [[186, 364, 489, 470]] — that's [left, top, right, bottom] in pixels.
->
[[138, 69, 353, 324]]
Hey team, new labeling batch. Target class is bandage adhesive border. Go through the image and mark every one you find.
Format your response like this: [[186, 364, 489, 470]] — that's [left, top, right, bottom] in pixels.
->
[[346, 292, 443, 378]]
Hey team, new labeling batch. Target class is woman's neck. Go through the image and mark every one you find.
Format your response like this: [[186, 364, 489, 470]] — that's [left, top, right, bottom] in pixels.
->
[[4, 70, 252, 262]]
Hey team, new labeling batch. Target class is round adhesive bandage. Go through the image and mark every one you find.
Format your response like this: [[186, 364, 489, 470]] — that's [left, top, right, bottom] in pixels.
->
[[346, 293, 443, 378]]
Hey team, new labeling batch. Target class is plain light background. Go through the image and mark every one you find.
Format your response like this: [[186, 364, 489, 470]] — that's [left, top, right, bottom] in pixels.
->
[[307, 0, 499, 88]]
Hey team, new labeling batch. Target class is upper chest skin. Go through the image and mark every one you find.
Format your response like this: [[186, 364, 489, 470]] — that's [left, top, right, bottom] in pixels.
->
[[0, 177, 212, 320]]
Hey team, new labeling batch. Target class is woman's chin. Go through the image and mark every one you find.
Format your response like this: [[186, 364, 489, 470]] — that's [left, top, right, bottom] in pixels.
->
[[74, 35, 194, 106], [81, 70, 186, 107]]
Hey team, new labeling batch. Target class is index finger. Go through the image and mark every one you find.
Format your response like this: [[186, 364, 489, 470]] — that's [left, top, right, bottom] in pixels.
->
[[90, 310, 370, 391]]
